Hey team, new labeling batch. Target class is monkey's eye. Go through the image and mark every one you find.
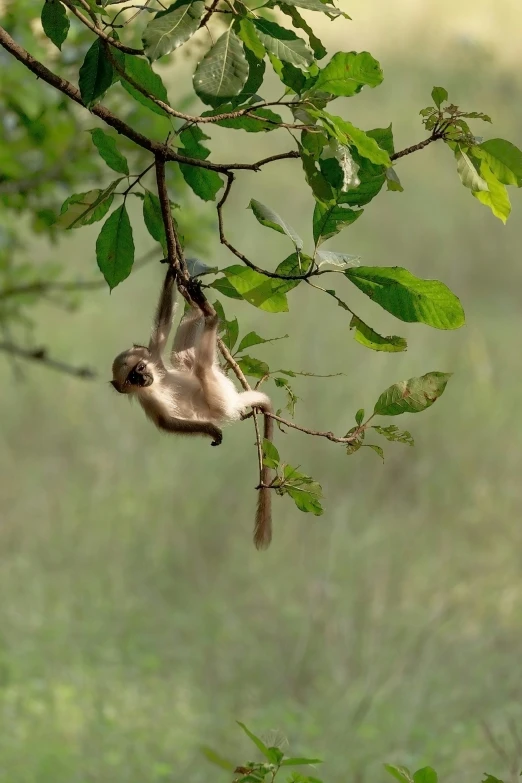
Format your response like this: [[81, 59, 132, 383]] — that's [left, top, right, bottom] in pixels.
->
[[136, 362, 146, 372]]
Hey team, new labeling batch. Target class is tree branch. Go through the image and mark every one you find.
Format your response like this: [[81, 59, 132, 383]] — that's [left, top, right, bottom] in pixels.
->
[[0, 341, 96, 378], [390, 131, 445, 161], [0, 27, 299, 175]]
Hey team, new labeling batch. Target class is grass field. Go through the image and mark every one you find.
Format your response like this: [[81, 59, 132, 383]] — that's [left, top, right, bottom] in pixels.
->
[[1, 5, 522, 782]]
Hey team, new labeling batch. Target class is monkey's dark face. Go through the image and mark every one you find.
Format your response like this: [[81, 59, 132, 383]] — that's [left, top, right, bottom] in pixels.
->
[[111, 346, 154, 394]]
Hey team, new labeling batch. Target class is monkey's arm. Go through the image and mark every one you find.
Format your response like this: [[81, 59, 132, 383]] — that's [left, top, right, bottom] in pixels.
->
[[170, 307, 203, 368], [156, 413, 223, 446], [148, 267, 176, 359]]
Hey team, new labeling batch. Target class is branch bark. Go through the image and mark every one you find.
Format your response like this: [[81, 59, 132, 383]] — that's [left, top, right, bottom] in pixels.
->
[[0, 342, 96, 378]]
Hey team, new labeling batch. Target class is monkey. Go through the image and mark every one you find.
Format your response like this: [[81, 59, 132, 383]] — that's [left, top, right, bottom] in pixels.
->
[[111, 266, 274, 549]]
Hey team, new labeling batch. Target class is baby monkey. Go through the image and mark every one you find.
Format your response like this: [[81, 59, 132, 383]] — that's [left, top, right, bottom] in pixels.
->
[[111, 266, 274, 549]]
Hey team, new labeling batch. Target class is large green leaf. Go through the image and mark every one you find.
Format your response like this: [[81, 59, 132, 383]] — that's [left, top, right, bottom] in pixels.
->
[[350, 315, 407, 352], [253, 18, 313, 70], [474, 138, 522, 187], [178, 126, 223, 200], [274, 252, 312, 292], [96, 204, 135, 290], [121, 54, 170, 116], [79, 39, 114, 108], [413, 768, 438, 783], [142, 0, 205, 61], [249, 199, 303, 250], [374, 372, 451, 416], [455, 147, 487, 191], [317, 111, 392, 166], [41, 0, 70, 50], [313, 201, 362, 245], [345, 266, 465, 329], [472, 159, 511, 223], [237, 17, 265, 60], [237, 355, 270, 379], [88, 128, 129, 175], [55, 180, 122, 229], [314, 51, 383, 96], [193, 29, 249, 104], [215, 266, 290, 312]]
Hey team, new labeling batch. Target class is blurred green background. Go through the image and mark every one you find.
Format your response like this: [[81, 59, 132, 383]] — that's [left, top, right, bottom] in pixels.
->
[[1, 2, 522, 782]]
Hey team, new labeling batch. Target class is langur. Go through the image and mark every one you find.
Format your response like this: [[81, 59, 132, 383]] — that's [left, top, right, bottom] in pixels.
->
[[111, 267, 274, 549]]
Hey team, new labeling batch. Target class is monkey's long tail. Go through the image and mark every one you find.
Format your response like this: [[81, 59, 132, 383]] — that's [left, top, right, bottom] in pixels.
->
[[254, 407, 274, 550]]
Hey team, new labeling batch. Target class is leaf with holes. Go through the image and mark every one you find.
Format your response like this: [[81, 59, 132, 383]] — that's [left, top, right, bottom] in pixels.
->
[[253, 18, 313, 70], [88, 128, 129, 175], [55, 180, 122, 230], [142, 0, 205, 61], [350, 315, 407, 352], [316, 250, 360, 268], [313, 201, 362, 245], [79, 39, 114, 107], [96, 204, 135, 290], [373, 425, 414, 446], [345, 266, 465, 330], [249, 199, 303, 250], [374, 372, 452, 416], [121, 54, 170, 116], [194, 29, 249, 105], [41, 0, 70, 50]]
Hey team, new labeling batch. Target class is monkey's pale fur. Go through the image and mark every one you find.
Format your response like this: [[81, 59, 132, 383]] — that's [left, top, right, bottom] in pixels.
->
[[111, 268, 274, 549]]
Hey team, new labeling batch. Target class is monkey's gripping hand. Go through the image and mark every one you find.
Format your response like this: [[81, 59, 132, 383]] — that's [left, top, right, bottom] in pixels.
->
[[210, 429, 223, 447]]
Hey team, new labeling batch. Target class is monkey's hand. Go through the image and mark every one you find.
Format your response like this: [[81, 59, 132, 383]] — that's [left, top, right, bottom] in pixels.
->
[[210, 427, 223, 447]]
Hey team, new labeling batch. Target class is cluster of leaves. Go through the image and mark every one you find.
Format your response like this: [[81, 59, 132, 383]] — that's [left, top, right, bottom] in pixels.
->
[[203, 722, 511, 783]]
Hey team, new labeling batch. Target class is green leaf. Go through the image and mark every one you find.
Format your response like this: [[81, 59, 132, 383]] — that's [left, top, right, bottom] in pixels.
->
[[314, 52, 383, 96], [179, 164, 223, 201], [374, 371, 452, 416], [96, 204, 135, 290], [143, 189, 167, 251], [285, 484, 323, 515], [205, 105, 283, 133], [281, 758, 323, 767], [262, 438, 280, 469], [274, 377, 299, 416], [88, 128, 129, 175], [455, 147, 488, 191], [253, 18, 313, 70], [121, 54, 170, 116], [142, 0, 205, 61], [373, 425, 414, 446], [79, 39, 114, 107], [313, 201, 362, 246], [55, 180, 122, 229], [365, 443, 384, 460], [41, 0, 70, 50], [350, 315, 407, 352], [200, 746, 235, 772], [413, 768, 437, 783], [317, 112, 391, 166], [474, 138, 522, 186], [237, 17, 266, 60], [210, 277, 244, 300], [278, 0, 344, 15], [472, 159, 511, 223], [236, 723, 271, 759], [345, 266, 465, 330], [214, 300, 239, 350], [386, 167, 403, 192], [219, 266, 289, 312], [269, 55, 308, 93], [278, 6, 327, 59], [384, 765, 414, 783], [237, 331, 288, 352], [249, 199, 303, 250], [431, 86, 448, 108], [266, 748, 284, 765], [194, 29, 249, 104], [273, 252, 312, 293], [355, 408, 364, 425]]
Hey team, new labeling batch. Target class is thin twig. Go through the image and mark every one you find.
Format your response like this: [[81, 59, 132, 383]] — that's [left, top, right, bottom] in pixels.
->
[[0, 342, 96, 378], [199, 0, 220, 28], [61, 0, 144, 54], [390, 131, 444, 161]]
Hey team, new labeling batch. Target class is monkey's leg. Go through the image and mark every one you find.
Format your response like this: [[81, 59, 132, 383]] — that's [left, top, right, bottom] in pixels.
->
[[170, 306, 203, 370], [193, 315, 228, 418], [157, 413, 222, 446], [148, 267, 177, 360]]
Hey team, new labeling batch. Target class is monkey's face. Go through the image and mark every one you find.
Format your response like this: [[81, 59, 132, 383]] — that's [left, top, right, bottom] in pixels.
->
[[111, 346, 154, 394]]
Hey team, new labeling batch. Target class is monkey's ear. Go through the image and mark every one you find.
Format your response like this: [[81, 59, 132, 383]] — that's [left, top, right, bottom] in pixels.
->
[[110, 380, 123, 393]]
